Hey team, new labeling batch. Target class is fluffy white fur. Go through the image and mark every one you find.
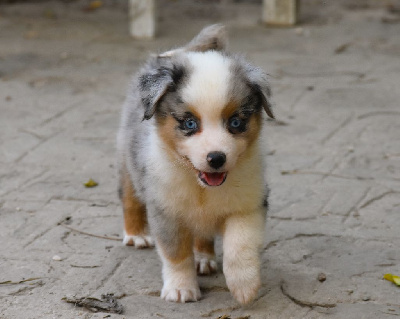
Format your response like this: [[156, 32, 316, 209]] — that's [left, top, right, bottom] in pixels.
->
[[182, 52, 231, 113], [223, 211, 265, 304], [159, 254, 201, 303], [122, 231, 154, 248], [147, 128, 264, 234], [194, 251, 218, 275]]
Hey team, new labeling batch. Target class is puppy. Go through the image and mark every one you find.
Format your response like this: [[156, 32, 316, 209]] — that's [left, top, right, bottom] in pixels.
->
[[117, 24, 274, 305]]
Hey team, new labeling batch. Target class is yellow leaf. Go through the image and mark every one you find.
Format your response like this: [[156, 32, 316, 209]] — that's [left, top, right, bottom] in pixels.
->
[[84, 178, 98, 188], [384, 274, 400, 286], [88, 0, 102, 10], [43, 9, 56, 19]]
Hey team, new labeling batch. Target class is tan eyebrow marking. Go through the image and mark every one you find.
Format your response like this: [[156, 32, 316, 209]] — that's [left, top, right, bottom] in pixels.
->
[[221, 101, 240, 119]]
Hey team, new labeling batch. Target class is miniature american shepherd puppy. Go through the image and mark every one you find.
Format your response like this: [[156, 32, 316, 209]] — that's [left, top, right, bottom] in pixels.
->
[[117, 25, 274, 305]]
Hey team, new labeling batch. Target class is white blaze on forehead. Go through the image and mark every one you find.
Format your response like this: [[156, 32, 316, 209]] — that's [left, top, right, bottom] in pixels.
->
[[178, 51, 246, 173], [182, 51, 231, 115]]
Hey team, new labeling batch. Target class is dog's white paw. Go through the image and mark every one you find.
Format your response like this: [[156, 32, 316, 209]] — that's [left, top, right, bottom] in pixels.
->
[[161, 286, 201, 303], [229, 277, 260, 305], [224, 265, 260, 305], [122, 234, 154, 248], [195, 253, 217, 275]]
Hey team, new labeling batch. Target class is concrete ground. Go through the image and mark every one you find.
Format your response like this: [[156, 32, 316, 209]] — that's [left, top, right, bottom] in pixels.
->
[[1, 0, 400, 318]]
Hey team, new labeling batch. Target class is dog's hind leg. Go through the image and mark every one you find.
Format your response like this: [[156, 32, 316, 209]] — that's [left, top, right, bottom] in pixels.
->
[[119, 163, 153, 248], [194, 237, 218, 275]]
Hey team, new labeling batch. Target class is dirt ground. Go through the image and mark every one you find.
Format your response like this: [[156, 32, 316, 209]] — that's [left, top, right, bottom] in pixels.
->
[[1, 0, 400, 318]]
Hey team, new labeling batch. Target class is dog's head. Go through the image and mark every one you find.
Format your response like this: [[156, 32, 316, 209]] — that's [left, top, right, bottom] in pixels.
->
[[138, 25, 274, 187]]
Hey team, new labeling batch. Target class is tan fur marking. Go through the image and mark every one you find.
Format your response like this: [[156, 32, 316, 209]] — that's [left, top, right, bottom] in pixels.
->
[[245, 113, 262, 147], [157, 116, 180, 158], [158, 115, 200, 175], [194, 237, 215, 256], [158, 230, 193, 264], [221, 101, 240, 120], [198, 187, 205, 206], [222, 100, 262, 149], [120, 163, 147, 237], [157, 107, 202, 158], [187, 106, 202, 123]]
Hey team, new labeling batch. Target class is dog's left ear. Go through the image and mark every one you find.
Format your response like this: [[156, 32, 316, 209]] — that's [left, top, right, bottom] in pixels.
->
[[185, 24, 227, 53], [158, 24, 227, 58], [245, 65, 275, 119], [138, 61, 184, 120]]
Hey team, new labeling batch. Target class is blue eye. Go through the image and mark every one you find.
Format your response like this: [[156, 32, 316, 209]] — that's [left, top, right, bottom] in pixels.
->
[[184, 119, 197, 130], [230, 118, 242, 128]]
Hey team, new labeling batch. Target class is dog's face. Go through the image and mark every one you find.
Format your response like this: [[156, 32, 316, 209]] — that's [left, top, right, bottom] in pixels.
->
[[138, 26, 273, 187]]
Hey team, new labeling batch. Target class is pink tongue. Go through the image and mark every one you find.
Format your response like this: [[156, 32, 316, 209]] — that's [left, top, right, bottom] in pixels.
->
[[202, 172, 226, 186]]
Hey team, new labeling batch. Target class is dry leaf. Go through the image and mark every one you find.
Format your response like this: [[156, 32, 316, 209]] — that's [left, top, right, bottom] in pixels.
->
[[84, 0, 102, 12], [384, 274, 400, 286], [43, 9, 57, 19], [62, 294, 123, 314], [24, 30, 39, 39]]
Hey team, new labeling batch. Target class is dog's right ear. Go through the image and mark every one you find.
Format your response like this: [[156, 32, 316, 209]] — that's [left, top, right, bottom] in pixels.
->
[[138, 61, 184, 120], [241, 62, 275, 119]]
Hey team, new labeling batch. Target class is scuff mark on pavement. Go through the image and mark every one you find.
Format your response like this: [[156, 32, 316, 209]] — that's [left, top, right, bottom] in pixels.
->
[[280, 281, 337, 309]]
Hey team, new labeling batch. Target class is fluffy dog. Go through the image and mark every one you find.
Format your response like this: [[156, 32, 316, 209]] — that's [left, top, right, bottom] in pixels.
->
[[117, 24, 274, 305]]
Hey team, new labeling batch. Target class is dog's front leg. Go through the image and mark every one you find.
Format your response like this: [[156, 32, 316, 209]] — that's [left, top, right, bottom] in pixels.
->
[[150, 210, 200, 303], [223, 210, 265, 305], [158, 231, 200, 303]]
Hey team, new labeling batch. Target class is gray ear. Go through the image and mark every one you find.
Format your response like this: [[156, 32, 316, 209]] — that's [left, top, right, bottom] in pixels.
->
[[185, 24, 227, 52], [138, 62, 185, 120], [256, 83, 275, 119], [246, 65, 275, 119]]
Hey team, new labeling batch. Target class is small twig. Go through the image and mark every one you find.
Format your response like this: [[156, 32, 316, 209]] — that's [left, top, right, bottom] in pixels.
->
[[335, 42, 352, 54], [384, 153, 400, 159], [61, 224, 121, 242], [70, 264, 100, 269], [0, 278, 41, 285]]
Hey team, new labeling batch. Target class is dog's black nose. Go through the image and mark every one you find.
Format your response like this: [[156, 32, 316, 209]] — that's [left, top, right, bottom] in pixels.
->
[[206, 151, 226, 169]]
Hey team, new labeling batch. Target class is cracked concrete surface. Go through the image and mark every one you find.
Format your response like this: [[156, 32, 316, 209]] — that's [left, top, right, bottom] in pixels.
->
[[1, 0, 400, 318]]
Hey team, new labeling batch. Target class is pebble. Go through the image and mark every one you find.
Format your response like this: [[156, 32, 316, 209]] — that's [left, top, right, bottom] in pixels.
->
[[318, 272, 327, 282], [52, 255, 62, 261]]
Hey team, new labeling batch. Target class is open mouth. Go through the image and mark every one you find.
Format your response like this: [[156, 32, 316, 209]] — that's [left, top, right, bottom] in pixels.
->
[[198, 171, 227, 187]]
